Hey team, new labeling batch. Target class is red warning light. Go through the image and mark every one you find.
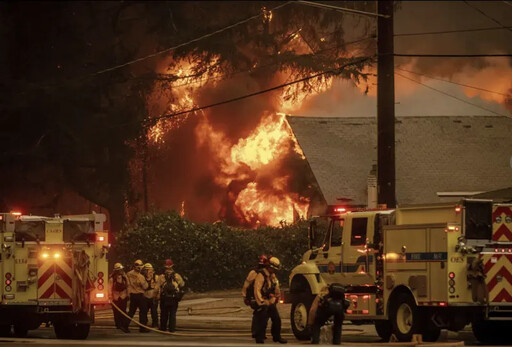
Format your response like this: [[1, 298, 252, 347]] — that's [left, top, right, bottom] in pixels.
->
[[454, 206, 461, 213]]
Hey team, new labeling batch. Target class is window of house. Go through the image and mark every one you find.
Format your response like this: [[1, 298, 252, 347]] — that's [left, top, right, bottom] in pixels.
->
[[350, 218, 368, 246]]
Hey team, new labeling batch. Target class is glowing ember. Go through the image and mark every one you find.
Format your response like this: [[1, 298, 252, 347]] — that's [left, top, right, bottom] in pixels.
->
[[180, 201, 185, 217]]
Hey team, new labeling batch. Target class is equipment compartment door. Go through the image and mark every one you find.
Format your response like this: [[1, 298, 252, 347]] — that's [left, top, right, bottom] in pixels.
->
[[429, 227, 448, 302]]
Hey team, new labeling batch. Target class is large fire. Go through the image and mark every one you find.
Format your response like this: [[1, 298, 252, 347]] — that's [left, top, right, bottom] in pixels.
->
[[139, 12, 344, 227], [195, 112, 309, 227], [140, 60, 313, 227]]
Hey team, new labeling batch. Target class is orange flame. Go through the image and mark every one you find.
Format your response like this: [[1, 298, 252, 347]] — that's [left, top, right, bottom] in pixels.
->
[[195, 112, 309, 227], [235, 182, 309, 226]]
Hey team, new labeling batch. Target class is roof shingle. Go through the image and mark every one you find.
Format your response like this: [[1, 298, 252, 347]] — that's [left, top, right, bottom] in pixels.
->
[[287, 115, 512, 206]]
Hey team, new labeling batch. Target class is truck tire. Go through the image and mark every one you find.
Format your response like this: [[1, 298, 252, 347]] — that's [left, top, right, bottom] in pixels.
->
[[389, 292, 420, 342], [0, 324, 11, 337], [13, 324, 28, 337], [374, 320, 392, 341], [291, 300, 313, 340], [421, 327, 441, 342], [54, 322, 90, 340], [472, 318, 502, 344]]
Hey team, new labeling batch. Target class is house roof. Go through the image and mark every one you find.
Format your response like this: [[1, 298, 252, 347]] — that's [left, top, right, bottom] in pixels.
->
[[287, 115, 512, 206], [472, 187, 512, 202]]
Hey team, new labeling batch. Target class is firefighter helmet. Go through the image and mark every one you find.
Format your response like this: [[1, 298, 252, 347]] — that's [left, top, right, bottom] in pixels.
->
[[134, 259, 143, 266], [164, 259, 174, 269], [269, 257, 281, 270], [258, 254, 268, 265], [113, 263, 124, 271], [143, 263, 153, 270]]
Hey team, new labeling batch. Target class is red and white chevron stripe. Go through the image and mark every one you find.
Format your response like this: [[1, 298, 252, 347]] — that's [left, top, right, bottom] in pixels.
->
[[492, 206, 512, 242], [38, 255, 73, 300], [482, 253, 512, 303]]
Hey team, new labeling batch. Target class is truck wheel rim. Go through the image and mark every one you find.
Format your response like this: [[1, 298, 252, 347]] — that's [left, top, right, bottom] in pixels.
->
[[396, 303, 413, 334], [294, 303, 308, 331]]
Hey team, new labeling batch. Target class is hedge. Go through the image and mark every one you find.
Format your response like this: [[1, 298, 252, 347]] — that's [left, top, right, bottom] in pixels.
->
[[111, 211, 311, 292]]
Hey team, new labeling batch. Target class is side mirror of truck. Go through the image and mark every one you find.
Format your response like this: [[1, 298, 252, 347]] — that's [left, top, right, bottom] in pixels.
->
[[308, 220, 317, 249]]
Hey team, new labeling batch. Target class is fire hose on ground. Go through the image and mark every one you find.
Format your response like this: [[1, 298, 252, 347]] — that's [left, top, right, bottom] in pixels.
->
[[110, 301, 366, 338], [111, 301, 254, 337]]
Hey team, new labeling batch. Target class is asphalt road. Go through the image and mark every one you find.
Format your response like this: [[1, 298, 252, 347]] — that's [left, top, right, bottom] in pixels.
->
[[0, 294, 489, 346]]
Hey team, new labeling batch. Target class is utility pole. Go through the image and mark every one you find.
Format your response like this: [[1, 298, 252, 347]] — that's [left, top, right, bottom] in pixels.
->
[[377, 0, 396, 208]]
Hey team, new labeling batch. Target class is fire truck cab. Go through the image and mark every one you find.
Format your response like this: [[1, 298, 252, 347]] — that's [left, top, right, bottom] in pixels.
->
[[285, 200, 512, 344], [0, 212, 109, 339]]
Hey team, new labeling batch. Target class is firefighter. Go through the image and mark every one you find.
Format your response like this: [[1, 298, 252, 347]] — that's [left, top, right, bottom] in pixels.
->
[[308, 283, 349, 345], [242, 254, 268, 338], [127, 259, 149, 332], [108, 263, 130, 333], [142, 263, 159, 328], [157, 259, 185, 332], [253, 256, 287, 344]]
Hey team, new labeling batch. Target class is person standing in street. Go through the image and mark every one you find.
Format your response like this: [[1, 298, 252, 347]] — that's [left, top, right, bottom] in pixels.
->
[[157, 259, 185, 332], [242, 254, 268, 338], [142, 263, 159, 328], [253, 256, 287, 344], [127, 259, 149, 332], [308, 283, 349, 345], [108, 263, 130, 333]]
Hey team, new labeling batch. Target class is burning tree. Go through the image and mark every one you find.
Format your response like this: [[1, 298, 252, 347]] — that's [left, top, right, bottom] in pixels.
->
[[132, 2, 376, 227]]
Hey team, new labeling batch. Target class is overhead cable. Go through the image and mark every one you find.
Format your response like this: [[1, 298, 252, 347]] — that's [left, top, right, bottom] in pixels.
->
[[168, 36, 376, 89], [464, 1, 512, 34], [296, 1, 389, 18], [149, 56, 373, 124], [92, 2, 292, 76], [394, 26, 512, 36], [395, 67, 509, 97], [395, 72, 509, 118]]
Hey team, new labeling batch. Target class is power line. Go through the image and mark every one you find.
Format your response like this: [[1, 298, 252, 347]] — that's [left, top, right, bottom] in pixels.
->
[[148, 56, 373, 124], [167, 36, 376, 90], [92, 2, 292, 76], [296, 1, 389, 18], [394, 26, 512, 36], [394, 53, 512, 57], [395, 72, 509, 118], [464, 0, 512, 34], [395, 67, 509, 97]]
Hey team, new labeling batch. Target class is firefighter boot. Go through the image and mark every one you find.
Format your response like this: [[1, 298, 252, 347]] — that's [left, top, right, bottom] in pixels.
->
[[273, 337, 287, 344]]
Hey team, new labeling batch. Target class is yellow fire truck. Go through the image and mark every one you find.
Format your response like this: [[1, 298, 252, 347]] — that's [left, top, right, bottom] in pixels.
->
[[285, 199, 512, 344], [0, 212, 109, 339]]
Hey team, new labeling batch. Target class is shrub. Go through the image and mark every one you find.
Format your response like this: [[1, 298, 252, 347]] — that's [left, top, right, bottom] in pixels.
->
[[111, 211, 309, 292]]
